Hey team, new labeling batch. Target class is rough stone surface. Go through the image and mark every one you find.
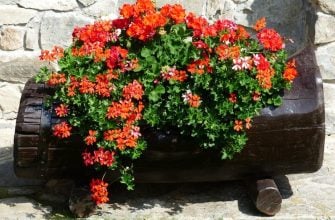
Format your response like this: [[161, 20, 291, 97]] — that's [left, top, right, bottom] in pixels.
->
[[323, 83, 335, 134], [25, 15, 42, 51], [0, 119, 15, 148], [25, 28, 39, 51], [40, 12, 93, 49], [205, 0, 310, 54], [0, 0, 16, 4], [315, 42, 335, 80], [317, 0, 335, 15], [315, 12, 335, 44], [0, 26, 24, 51], [78, 0, 96, 7], [18, 0, 78, 11], [83, 0, 117, 19], [0, 82, 23, 120], [155, 0, 182, 8], [0, 5, 36, 25], [117, 0, 135, 9], [0, 51, 53, 83], [182, 0, 205, 16]]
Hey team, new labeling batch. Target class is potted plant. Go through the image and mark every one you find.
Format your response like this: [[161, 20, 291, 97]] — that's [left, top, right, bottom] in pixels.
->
[[15, 0, 320, 214]]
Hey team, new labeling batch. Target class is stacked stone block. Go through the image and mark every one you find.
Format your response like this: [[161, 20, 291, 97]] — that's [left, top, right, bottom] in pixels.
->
[[0, 0, 334, 142]]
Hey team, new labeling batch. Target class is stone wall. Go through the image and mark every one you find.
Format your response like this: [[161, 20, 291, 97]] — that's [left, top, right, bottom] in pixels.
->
[[0, 0, 334, 140]]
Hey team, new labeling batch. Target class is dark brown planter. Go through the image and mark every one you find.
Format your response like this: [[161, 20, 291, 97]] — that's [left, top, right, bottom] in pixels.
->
[[13, 45, 325, 215]]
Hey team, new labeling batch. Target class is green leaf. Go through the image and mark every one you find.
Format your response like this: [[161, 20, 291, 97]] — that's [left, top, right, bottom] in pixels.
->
[[148, 85, 165, 102], [140, 48, 151, 58], [120, 167, 135, 191], [273, 96, 282, 106]]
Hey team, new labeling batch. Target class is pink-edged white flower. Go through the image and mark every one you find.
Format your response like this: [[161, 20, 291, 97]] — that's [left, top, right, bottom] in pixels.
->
[[182, 90, 202, 108], [232, 58, 243, 71], [252, 53, 270, 70], [161, 66, 176, 80], [182, 89, 192, 102], [253, 54, 261, 66], [131, 126, 141, 138], [111, 30, 121, 42], [241, 56, 251, 69], [232, 56, 251, 71], [216, 19, 238, 31]]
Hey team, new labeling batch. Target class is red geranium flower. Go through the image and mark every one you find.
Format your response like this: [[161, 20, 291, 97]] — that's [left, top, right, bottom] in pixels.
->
[[257, 28, 284, 52], [253, 17, 266, 31], [283, 59, 298, 82], [52, 122, 72, 139], [55, 104, 69, 117], [90, 178, 109, 204], [84, 130, 97, 146], [234, 120, 243, 132]]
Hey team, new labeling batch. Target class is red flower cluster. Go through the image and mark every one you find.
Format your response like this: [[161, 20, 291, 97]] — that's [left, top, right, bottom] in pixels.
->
[[47, 73, 66, 86], [106, 46, 128, 69], [95, 74, 114, 98], [84, 130, 97, 146], [43, 1, 297, 206], [256, 67, 275, 89], [79, 76, 95, 94], [160, 4, 186, 24], [73, 20, 113, 45], [215, 45, 241, 61], [62, 74, 115, 98], [104, 125, 141, 150], [233, 118, 252, 131], [52, 122, 72, 139], [55, 104, 69, 117], [123, 80, 144, 100], [229, 93, 237, 103], [106, 100, 135, 120], [82, 148, 115, 167], [253, 54, 274, 89], [187, 57, 212, 75], [253, 17, 266, 31], [120, 0, 187, 41], [182, 90, 201, 108], [257, 28, 284, 52], [90, 179, 109, 204], [283, 59, 298, 82], [39, 46, 64, 62], [161, 66, 187, 82], [185, 13, 209, 37], [120, 0, 166, 41]]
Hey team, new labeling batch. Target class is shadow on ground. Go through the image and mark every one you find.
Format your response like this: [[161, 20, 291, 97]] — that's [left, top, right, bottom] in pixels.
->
[[0, 147, 43, 187], [92, 177, 293, 218]]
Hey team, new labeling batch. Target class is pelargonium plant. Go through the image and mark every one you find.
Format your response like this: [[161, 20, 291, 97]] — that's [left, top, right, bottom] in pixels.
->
[[35, 0, 298, 205]]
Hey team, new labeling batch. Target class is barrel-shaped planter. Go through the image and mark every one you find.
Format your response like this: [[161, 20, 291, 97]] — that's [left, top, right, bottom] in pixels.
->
[[14, 45, 325, 183]]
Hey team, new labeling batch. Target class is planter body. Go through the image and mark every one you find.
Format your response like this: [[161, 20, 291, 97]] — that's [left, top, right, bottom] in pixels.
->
[[14, 46, 325, 182]]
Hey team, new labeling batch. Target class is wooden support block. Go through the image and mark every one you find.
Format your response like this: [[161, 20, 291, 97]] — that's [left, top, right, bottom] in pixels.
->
[[245, 178, 282, 216]]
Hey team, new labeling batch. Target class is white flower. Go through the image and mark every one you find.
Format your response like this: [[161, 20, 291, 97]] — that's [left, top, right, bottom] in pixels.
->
[[233, 57, 251, 71], [183, 36, 193, 43], [115, 29, 121, 36], [241, 56, 251, 69], [232, 58, 242, 71], [253, 54, 261, 66], [131, 126, 141, 138], [182, 90, 192, 102]]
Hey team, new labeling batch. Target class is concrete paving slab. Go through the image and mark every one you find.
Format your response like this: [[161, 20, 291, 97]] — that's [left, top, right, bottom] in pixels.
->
[[0, 197, 51, 219]]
